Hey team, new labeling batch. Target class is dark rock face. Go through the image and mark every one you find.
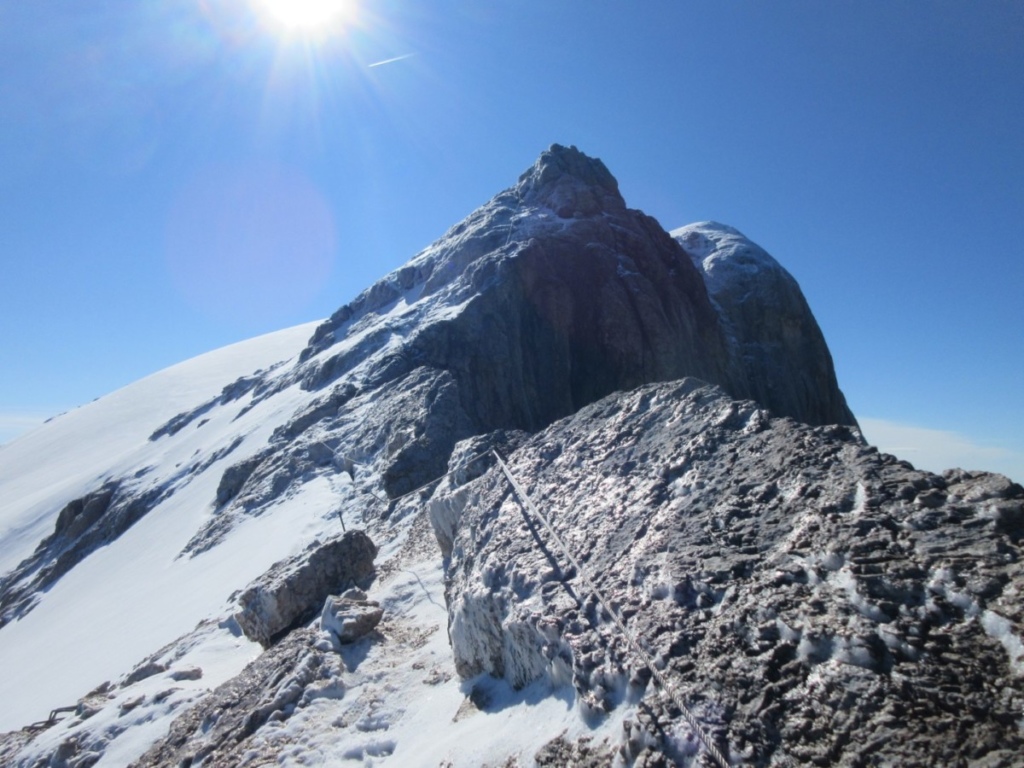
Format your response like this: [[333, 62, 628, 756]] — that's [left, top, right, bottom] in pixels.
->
[[674, 222, 856, 427], [0, 481, 165, 628], [233, 531, 377, 648], [439, 379, 1024, 766], [296, 145, 737, 434], [130, 627, 344, 768]]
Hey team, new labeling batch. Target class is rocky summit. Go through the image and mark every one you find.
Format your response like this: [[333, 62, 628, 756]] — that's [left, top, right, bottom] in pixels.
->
[[0, 145, 1019, 767]]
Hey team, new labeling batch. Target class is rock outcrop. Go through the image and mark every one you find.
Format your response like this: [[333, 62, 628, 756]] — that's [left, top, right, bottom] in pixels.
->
[[131, 627, 345, 768], [0, 480, 165, 628], [674, 222, 856, 428], [438, 378, 1024, 765], [233, 531, 377, 648]]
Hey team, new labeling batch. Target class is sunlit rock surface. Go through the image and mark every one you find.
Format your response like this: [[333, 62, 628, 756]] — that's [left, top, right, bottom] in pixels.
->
[[442, 379, 1023, 764], [674, 221, 856, 428], [4, 146, 1010, 768]]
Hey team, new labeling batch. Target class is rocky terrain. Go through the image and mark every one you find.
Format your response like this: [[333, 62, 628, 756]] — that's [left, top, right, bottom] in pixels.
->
[[0, 145, 1019, 767], [436, 378, 1024, 765]]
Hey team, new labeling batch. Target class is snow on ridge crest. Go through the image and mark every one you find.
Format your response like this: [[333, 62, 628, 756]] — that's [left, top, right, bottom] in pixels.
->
[[671, 221, 781, 284]]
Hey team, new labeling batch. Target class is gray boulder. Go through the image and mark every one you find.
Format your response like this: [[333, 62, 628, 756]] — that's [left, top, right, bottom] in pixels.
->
[[233, 530, 377, 647], [321, 589, 384, 644]]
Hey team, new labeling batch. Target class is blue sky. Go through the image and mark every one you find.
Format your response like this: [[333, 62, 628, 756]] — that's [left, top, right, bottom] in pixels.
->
[[1, 1, 1022, 479]]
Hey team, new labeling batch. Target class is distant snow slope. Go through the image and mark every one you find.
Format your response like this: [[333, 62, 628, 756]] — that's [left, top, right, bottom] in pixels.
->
[[0, 322, 320, 575], [0, 322, 320, 733]]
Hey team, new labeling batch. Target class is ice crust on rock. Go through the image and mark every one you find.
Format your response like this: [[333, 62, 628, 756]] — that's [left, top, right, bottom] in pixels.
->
[[445, 379, 1024, 764]]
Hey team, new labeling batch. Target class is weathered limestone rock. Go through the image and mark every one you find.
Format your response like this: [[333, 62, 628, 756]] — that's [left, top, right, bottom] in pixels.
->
[[674, 221, 857, 427], [131, 628, 344, 768], [233, 530, 377, 647], [443, 378, 1024, 766], [321, 588, 384, 644], [0, 145, 879, 766], [291, 145, 853, 452]]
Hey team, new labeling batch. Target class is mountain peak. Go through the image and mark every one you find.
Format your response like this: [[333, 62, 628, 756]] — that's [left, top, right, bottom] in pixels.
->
[[514, 143, 625, 217], [8, 144, 976, 768], [2, 142, 1019, 768]]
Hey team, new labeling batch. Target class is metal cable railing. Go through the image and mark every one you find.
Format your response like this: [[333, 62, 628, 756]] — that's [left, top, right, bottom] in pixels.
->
[[492, 450, 731, 768], [340, 442, 731, 765]]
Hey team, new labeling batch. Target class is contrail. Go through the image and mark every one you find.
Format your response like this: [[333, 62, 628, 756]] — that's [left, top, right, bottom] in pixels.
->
[[367, 53, 416, 68]]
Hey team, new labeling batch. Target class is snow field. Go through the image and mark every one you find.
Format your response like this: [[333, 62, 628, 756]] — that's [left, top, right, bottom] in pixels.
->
[[0, 322, 323, 733]]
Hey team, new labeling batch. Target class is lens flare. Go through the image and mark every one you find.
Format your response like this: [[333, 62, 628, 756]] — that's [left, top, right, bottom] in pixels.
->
[[257, 0, 355, 31], [164, 165, 337, 328]]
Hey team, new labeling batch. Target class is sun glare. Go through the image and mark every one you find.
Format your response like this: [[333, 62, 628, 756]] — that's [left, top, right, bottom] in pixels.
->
[[258, 0, 355, 32]]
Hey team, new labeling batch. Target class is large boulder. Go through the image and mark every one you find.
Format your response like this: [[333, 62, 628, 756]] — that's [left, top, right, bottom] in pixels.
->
[[233, 530, 377, 647]]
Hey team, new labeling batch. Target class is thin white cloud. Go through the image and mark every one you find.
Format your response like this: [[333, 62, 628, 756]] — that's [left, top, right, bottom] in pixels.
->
[[859, 417, 1024, 482], [367, 52, 416, 68]]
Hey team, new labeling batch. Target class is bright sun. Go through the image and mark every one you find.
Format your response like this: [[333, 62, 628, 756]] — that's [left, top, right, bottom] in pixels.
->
[[258, 0, 355, 31]]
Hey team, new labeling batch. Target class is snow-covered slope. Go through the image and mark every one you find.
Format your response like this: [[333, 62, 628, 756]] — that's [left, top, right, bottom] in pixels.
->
[[0, 322, 320, 733], [0, 322, 319, 575]]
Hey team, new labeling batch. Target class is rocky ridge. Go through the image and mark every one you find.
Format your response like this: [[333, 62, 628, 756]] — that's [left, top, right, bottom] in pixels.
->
[[433, 378, 1024, 765], [173, 143, 857, 557], [1, 144, 857, 630], [1, 145, 1016, 767]]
